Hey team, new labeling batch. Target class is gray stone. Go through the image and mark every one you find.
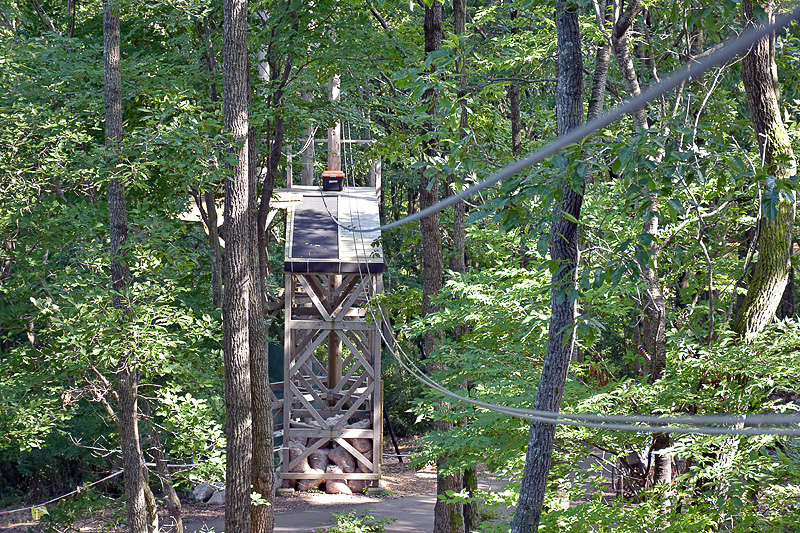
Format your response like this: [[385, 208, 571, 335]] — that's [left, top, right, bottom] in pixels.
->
[[207, 489, 226, 505], [192, 482, 215, 502]]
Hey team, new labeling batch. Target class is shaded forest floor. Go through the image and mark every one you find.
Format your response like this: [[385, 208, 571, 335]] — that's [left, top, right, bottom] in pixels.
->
[[0, 438, 443, 532]]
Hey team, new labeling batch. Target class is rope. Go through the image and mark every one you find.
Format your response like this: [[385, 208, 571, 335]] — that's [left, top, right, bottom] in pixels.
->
[[0, 470, 123, 517], [283, 126, 318, 159], [327, 6, 800, 234], [0, 463, 201, 517]]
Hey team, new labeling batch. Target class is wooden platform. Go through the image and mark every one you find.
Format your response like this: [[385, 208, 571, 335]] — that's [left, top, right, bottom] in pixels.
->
[[277, 185, 385, 491], [281, 186, 383, 274]]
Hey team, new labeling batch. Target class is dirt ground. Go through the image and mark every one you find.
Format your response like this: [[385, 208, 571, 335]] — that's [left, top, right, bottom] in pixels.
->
[[0, 443, 436, 533]]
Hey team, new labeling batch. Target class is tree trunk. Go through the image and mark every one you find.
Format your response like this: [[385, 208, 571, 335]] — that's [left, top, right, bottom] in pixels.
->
[[328, 75, 341, 171], [453, 2, 475, 527], [148, 418, 183, 533], [510, 2, 583, 531], [300, 91, 315, 186], [67, 0, 76, 38], [733, 0, 797, 338], [611, 0, 648, 128], [508, 84, 522, 158], [249, 88, 275, 533], [104, 2, 150, 531], [223, 0, 253, 531], [423, 3, 464, 532], [587, 39, 610, 121], [611, 0, 671, 483]]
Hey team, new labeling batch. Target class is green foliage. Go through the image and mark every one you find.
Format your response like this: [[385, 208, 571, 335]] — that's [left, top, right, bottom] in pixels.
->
[[29, 488, 126, 533], [324, 510, 396, 533], [1, 0, 800, 529]]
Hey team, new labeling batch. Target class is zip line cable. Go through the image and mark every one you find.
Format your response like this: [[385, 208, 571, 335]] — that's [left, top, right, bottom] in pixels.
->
[[308, 10, 800, 437], [330, 6, 800, 234], [325, 162, 800, 437]]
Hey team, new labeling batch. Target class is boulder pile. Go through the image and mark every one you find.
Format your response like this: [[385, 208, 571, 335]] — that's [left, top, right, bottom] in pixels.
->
[[286, 418, 373, 494]]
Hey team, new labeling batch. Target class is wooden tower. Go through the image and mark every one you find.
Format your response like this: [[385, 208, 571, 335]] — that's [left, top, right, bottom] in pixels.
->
[[278, 185, 384, 493]]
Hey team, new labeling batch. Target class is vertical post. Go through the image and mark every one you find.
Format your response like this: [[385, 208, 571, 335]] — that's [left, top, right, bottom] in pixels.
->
[[369, 155, 382, 206], [301, 91, 315, 185], [327, 75, 341, 171], [373, 273, 384, 484], [286, 151, 293, 188], [327, 274, 342, 405], [282, 273, 293, 485]]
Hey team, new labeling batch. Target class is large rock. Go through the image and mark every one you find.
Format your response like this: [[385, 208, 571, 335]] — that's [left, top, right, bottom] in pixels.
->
[[207, 489, 226, 505], [325, 465, 352, 495], [328, 444, 356, 473], [290, 440, 324, 491], [345, 419, 370, 430], [192, 482, 216, 502], [347, 479, 366, 493], [350, 438, 372, 454], [309, 448, 331, 471]]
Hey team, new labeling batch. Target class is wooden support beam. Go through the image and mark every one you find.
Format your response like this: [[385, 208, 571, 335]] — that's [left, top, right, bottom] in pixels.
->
[[327, 76, 341, 171], [328, 274, 343, 404]]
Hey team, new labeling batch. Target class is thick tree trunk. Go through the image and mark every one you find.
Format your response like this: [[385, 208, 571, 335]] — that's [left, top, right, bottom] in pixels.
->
[[423, 3, 464, 532], [223, 0, 253, 531], [104, 2, 150, 532], [249, 91, 275, 533], [733, 0, 797, 338], [510, 2, 583, 531]]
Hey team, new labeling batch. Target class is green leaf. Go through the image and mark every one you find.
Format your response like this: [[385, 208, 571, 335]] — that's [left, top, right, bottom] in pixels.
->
[[763, 177, 780, 221], [561, 212, 578, 224]]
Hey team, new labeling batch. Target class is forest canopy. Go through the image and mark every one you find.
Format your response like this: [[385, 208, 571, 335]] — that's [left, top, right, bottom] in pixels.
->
[[1, 0, 800, 532]]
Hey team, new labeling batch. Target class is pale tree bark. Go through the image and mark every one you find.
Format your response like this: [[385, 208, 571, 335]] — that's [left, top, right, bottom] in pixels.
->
[[510, 1, 583, 531], [588, 0, 611, 121], [300, 90, 315, 186], [611, 0, 648, 128], [423, 3, 464, 532], [223, 0, 253, 531], [104, 2, 153, 531], [733, 0, 797, 337], [328, 75, 341, 171]]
